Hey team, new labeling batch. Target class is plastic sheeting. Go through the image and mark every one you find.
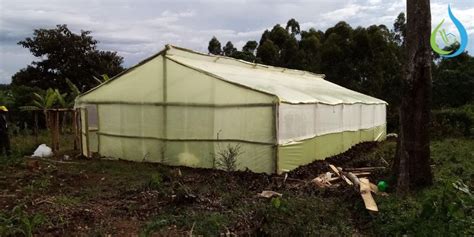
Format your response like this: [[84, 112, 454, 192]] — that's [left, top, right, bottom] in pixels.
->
[[278, 103, 386, 143], [75, 45, 387, 174], [278, 124, 386, 172], [166, 47, 386, 105]]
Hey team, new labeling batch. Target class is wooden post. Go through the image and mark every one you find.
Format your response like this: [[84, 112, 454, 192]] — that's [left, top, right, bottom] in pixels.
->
[[34, 111, 38, 144], [73, 110, 78, 150], [47, 110, 55, 152], [55, 110, 60, 151], [84, 108, 90, 157]]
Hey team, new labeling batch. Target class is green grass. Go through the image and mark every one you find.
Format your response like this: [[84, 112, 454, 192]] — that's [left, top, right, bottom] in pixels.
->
[[0, 132, 472, 236], [369, 139, 474, 236]]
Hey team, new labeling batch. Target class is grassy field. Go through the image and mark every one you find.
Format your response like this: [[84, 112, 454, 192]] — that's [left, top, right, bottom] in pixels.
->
[[0, 133, 472, 236]]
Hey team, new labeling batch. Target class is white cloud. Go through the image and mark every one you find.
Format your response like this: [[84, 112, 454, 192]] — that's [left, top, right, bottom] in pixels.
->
[[0, 0, 473, 83]]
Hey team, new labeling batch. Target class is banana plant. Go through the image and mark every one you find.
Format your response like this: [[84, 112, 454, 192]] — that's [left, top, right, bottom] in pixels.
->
[[19, 88, 70, 120], [20, 88, 60, 112]]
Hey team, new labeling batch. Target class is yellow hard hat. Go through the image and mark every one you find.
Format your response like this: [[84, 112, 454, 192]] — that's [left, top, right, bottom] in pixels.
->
[[0, 106, 8, 112]]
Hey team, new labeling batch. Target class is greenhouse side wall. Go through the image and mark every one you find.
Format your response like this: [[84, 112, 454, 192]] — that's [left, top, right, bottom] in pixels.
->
[[277, 103, 386, 173]]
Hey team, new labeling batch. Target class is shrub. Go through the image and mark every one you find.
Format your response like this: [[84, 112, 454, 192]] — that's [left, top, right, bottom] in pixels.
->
[[431, 109, 472, 138]]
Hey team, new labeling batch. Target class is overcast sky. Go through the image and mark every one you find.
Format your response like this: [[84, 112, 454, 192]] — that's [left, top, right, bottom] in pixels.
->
[[0, 0, 473, 84]]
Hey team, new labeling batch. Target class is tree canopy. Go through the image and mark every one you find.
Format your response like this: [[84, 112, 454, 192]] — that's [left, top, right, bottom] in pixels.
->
[[12, 24, 124, 92]]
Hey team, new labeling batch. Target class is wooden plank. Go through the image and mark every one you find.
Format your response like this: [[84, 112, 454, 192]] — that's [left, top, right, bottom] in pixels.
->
[[369, 182, 379, 193], [359, 178, 378, 212]]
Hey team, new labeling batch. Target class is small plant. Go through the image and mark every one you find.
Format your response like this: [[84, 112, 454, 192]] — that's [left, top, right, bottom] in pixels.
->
[[0, 205, 45, 237], [214, 144, 243, 172], [144, 173, 163, 191]]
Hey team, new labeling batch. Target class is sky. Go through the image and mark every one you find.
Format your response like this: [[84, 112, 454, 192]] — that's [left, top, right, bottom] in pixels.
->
[[0, 0, 473, 84]]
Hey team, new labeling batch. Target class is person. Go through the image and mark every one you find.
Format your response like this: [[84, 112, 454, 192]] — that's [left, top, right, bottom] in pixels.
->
[[0, 106, 11, 156]]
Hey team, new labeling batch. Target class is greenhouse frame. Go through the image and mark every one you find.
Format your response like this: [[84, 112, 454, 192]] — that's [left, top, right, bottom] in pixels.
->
[[75, 45, 387, 174]]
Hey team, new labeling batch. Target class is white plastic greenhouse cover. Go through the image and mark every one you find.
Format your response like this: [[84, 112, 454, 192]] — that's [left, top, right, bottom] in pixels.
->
[[165, 47, 387, 105], [75, 45, 387, 174]]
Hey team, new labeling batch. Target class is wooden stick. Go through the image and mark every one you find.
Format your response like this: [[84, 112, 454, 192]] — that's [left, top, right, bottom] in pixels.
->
[[353, 172, 371, 176], [344, 167, 386, 171], [346, 172, 360, 187], [329, 164, 353, 186]]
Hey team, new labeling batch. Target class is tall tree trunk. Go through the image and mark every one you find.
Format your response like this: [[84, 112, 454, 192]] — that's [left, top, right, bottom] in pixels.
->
[[394, 0, 433, 193]]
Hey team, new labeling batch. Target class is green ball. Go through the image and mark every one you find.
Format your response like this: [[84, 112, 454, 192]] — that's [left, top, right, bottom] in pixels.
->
[[377, 181, 388, 192]]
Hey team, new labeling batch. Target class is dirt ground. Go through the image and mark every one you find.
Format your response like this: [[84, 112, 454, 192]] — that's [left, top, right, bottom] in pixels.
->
[[0, 141, 394, 236]]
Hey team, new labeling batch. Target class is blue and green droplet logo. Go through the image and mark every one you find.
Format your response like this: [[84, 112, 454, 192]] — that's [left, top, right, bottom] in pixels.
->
[[430, 5, 468, 58]]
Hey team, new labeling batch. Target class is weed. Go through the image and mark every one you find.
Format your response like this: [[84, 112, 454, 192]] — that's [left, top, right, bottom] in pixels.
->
[[141, 211, 229, 236], [214, 144, 242, 172], [144, 173, 163, 191], [54, 195, 81, 206], [0, 205, 45, 237]]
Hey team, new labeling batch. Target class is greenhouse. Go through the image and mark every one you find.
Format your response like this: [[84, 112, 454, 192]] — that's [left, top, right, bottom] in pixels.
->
[[75, 45, 387, 174]]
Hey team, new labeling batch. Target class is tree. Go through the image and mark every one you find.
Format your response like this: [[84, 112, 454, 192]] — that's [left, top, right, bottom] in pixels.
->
[[256, 40, 279, 65], [393, 12, 407, 45], [242, 41, 258, 54], [230, 51, 256, 62], [13, 24, 124, 92], [208, 36, 222, 55], [432, 52, 474, 107], [393, 0, 433, 193], [223, 41, 237, 56], [268, 24, 290, 49], [286, 18, 301, 36]]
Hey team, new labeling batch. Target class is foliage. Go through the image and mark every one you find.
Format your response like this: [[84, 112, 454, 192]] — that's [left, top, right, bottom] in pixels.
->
[[372, 138, 474, 236], [431, 106, 473, 138], [19, 88, 61, 111], [222, 41, 237, 56], [242, 40, 258, 54], [207, 36, 222, 55], [0, 205, 45, 237], [13, 24, 124, 92], [214, 144, 242, 172], [257, 196, 353, 236], [144, 173, 163, 191], [373, 180, 474, 236], [141, 209, 229, 236], [432, 52, 474, 108]]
